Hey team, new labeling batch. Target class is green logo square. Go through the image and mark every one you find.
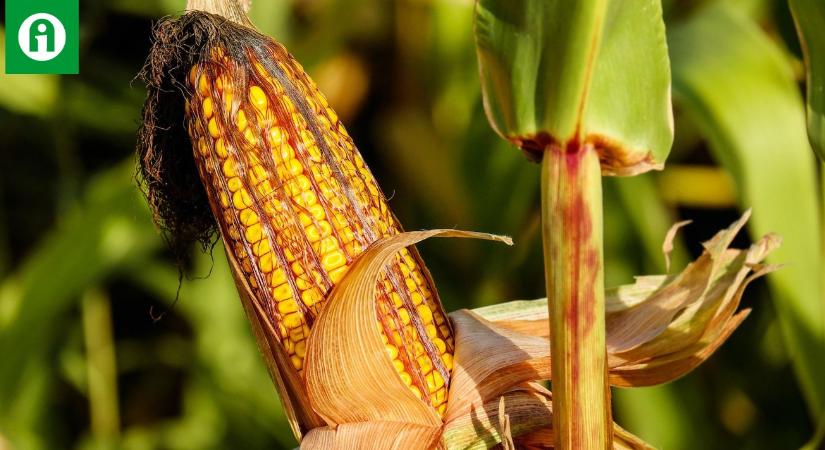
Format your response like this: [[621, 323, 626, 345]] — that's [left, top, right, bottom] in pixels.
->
[[5, 0, 79, 74]]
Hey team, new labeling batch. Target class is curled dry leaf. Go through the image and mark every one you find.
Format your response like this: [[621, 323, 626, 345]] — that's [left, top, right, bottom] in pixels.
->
[[302, 230, 511, 448], [468, 211, 780, 389]]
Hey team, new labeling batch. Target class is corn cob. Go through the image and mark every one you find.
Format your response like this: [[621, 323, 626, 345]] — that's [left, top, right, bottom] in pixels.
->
[[184, 42, 453, 414]]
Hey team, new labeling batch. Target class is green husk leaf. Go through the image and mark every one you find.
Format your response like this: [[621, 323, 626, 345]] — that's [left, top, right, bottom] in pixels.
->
[[474, 0, 672, 174]]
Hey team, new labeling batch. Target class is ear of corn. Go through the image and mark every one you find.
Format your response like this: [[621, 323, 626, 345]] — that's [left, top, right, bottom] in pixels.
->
[[184, 41, 453, 415]]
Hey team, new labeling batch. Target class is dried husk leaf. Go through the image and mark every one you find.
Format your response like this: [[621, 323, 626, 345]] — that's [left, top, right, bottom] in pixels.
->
[[663, 220, 692, 272], [441, 388, 553, 449], [464, 213, 778, 388], [444, 311, 550, 422], [605, 211, 754, 354], [301, 421, 441, 450], [608, 235, 781, 375], [441, 383, 653, 449], [304, 230, 511, 428]]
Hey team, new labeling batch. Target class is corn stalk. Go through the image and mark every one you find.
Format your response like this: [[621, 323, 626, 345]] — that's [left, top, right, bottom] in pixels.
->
[[541, 144, 610, 448]]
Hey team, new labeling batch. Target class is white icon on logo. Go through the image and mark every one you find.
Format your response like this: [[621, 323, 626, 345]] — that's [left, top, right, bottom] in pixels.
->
[[18, 13, 66, 62]]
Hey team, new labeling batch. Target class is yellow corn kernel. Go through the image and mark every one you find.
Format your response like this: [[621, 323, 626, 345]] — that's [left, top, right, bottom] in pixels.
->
[[208, 118, 220, 138], [283, 312, 302, 329], [277, 299, 298, 315], [202, 97, 214, 118], [273, 283, 292, 301], [186, 49, 454, 414], [250, 85, 267, 111]]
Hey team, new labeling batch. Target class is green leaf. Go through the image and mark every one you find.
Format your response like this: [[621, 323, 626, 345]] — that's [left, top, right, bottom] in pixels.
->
[[790, 0, 825, 160], [0, 161, 160, 411], [669, 3, 825, 419], [0, 29, 59, 117], [474, 0, 673, 175]]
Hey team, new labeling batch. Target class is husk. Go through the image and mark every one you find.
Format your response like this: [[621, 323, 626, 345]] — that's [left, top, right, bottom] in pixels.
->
[[304, 230, 512, 429], [466, 212, 779, 388], [301, 422, 442, 450], [444, 311, 550, 422]]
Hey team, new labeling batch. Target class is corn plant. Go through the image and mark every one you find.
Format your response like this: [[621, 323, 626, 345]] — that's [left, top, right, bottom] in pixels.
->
[[133, 0, 783, 448]]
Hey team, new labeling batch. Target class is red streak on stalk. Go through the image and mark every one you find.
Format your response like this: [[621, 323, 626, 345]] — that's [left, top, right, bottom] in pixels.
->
[[544, 137, 610, 449]]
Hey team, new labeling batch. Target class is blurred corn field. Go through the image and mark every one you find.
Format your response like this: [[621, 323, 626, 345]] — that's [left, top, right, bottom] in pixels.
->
[[0, 0, 823, 449]]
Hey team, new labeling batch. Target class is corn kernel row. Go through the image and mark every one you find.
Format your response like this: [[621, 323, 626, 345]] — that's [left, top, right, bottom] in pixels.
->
[[184, 45, 453, 413]]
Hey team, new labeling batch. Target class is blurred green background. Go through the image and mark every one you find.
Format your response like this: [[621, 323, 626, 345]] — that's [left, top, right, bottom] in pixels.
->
[[1, 0, 823, 449]]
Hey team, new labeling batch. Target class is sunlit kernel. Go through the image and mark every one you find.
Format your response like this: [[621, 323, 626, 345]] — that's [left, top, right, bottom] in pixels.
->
[[309, 204, 326, 221], [283, 312, 303, 329], [243, 128, 256, 144], [290, 355, 302, 370], [253, 239, 271, 257], [432, 338, 446, 354], [291, 261, 305, 276], [418, 355, 436, 375], [322, 251, 346, 271], [398, 308, 411, 325], [409, 386, 423, 400], [298, 212, 312, 227], [235, 110, 248, 132], [416, 305, 434, 324], [271, 269, 287, 287], [202, 97, 214, 118], [269, 127, 285, 147], [198, 74, 210, 96], [214, 138, 228, 158], [295, 275, 313, 290], [392, 359, 404, 373], [317, 236, 338, 254], [273, 299, 297, 317], [442, 354, 453, 371], [384, 344, 400, 360], [249, 85, 268, 112], [259, 253, 274, 273], [399, 371, 412, 386], [391, 331, 403, 346], [326, 107, 339, 124], [273, 283, 292, 301], [208, 118, 220, 138], [301, 288, 322, 306], [227, 177, 243, 192], [240, 208, 258, 226], [232, 189, 253, 209], [424, 324, 438, 339], [328, 266, 348, 283], [222, 158, 238, 177]]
